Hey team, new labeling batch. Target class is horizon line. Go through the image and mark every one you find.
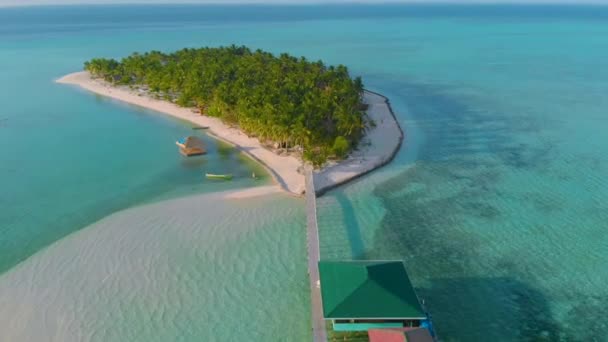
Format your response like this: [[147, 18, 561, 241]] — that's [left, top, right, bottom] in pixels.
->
[[2, 1, 608, 9]]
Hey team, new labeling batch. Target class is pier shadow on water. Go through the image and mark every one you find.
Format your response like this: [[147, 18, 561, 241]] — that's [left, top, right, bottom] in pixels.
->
[[335, 192, 366, 259]]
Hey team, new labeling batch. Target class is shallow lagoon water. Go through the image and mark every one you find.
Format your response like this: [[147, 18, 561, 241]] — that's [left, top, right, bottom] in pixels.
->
[[0, 192, 309, 341], [1, 4, 607, 341]]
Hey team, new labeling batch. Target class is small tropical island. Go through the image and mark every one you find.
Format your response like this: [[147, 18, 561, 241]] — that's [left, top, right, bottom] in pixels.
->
[[58, 45, 403, 195]]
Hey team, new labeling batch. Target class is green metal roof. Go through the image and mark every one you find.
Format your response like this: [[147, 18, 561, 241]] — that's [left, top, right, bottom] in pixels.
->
[[318, 261, 426, 319]]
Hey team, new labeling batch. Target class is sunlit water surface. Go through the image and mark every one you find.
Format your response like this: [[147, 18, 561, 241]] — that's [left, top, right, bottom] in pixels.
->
[[1, 4, 607, 341]]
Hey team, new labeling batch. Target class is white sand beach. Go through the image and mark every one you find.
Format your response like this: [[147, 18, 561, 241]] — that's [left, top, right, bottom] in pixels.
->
[[56, 72, 402, 196], [223, 185, 284, 199]]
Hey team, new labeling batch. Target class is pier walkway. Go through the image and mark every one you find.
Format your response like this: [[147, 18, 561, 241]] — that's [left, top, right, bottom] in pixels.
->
[[304, 167, 327, 342]]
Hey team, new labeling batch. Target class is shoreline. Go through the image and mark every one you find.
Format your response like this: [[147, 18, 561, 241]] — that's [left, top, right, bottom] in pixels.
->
[[313, 89, 404, 196], [56, 71, 403, 197]]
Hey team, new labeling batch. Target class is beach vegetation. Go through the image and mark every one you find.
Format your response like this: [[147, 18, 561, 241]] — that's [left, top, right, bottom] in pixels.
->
[[332, 136, 350, 159], [84, 45, 366, 166]]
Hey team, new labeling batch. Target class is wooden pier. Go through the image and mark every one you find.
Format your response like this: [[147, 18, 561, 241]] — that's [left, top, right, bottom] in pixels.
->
[[304, 167, 327, 342]]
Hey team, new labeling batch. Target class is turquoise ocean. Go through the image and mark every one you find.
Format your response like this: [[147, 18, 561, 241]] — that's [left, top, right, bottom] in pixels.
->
[[0, 4, 607, 341]]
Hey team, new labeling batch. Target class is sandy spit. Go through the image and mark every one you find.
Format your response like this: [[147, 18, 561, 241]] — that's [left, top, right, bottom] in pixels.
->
[[0, 191, 310, 341]]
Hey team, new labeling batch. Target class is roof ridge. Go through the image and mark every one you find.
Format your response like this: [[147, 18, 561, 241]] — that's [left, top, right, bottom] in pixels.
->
[[324, 263, 371, 317], [326, 277, 372, 317], [328, 262, 398, 317], [367, 262, 418, 306]]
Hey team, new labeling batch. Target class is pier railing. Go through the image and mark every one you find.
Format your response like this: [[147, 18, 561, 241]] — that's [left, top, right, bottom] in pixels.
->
[[304, 167, 327, 342]]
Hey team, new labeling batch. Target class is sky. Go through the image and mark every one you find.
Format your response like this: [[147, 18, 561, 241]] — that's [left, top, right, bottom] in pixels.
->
[[1, 0, 607, 6]]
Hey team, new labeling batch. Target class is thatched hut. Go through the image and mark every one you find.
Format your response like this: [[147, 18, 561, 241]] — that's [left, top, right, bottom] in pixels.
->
[[176, 136, 206, 156]]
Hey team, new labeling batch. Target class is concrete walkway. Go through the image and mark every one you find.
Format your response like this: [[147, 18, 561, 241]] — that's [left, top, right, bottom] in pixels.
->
[[305, 167, 327, 342]]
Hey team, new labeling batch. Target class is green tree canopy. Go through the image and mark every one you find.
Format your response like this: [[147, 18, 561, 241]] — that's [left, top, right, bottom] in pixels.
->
[[85, 45, 366, 166]]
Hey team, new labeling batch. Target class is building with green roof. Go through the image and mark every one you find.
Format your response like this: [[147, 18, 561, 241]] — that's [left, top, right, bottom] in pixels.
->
[[318, 260, 428, 332]]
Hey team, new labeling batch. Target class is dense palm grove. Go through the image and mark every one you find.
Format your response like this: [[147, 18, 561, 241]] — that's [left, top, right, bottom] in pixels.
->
[[84, 46, 367, 165]]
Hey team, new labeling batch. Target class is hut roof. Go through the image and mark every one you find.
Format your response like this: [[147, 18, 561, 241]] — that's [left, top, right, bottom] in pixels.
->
[[183, 136, 205, 149], [318, 261, 425, 319]]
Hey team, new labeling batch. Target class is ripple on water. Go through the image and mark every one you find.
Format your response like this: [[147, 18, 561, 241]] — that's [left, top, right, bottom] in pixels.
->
[[0, 192, 310, 342]]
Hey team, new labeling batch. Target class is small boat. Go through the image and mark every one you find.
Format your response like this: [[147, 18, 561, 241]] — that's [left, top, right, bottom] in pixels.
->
[[176, 136, 206, 156], [205, 173, 233, 180], [192, 126, 210, 130]]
